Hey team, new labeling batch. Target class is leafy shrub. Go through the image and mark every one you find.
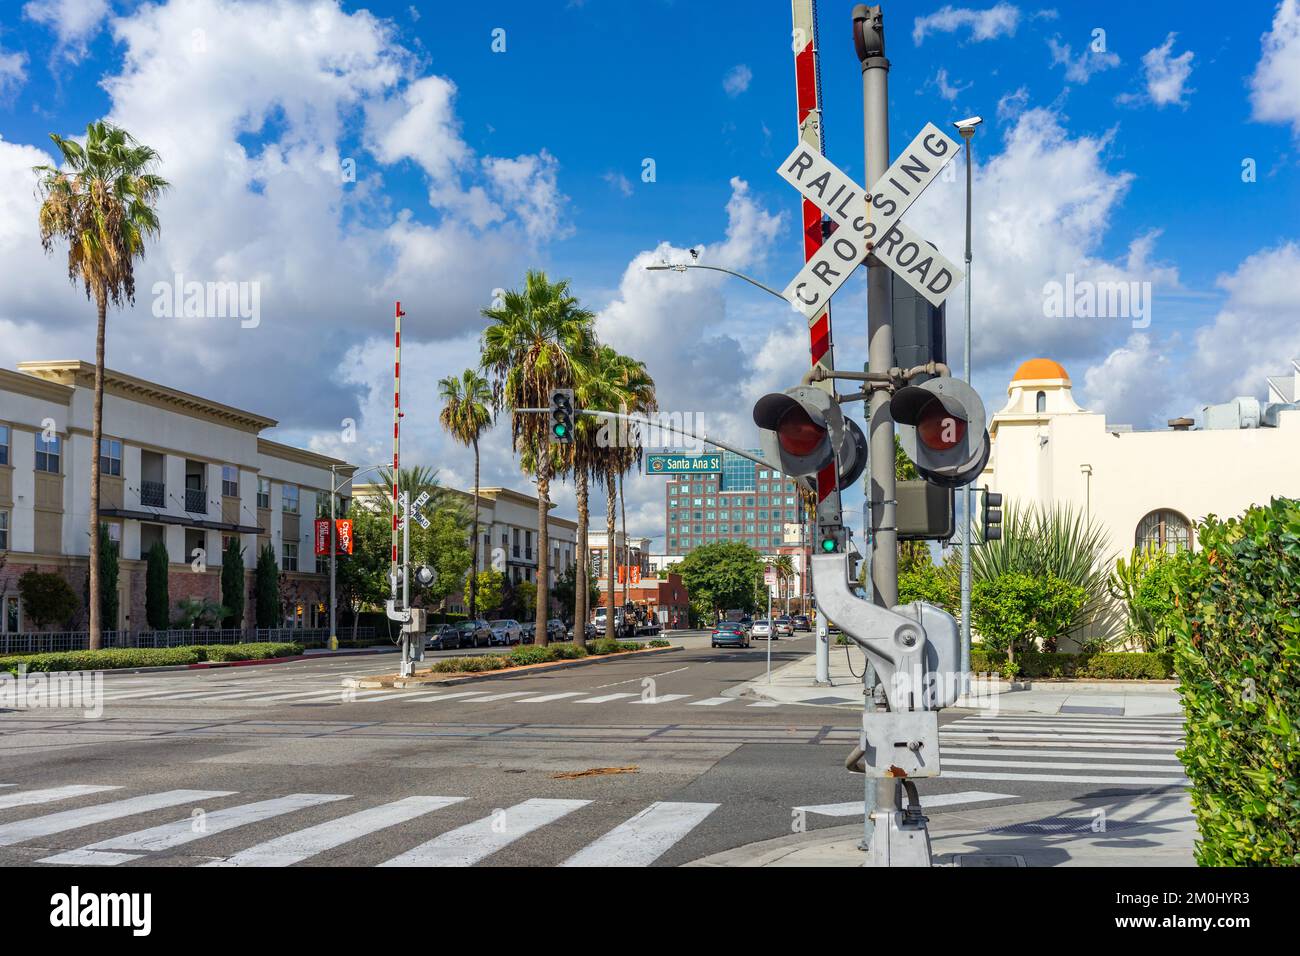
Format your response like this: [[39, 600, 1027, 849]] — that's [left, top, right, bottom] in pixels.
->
[[898, 560, 954, 610], [0, 642, 304, 675], [969, 648, 1173, 680], [1109, 546, 1180, 651], [428, 655, 509, 674], [1168, 498, 1300, 866], [199, 642, 301, 662], [17, 570, 79, 629], [548, 642, 589, 659], [648, 639, 670, 648], [971, 572, 1087, 660], [508, 645, 556, 667], [588, 639, 641, 656]]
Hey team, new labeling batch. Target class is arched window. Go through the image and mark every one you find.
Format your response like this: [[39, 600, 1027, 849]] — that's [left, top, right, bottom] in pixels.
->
[[1136, 509, 1191, 554], [1036, 391, 1047, 413]]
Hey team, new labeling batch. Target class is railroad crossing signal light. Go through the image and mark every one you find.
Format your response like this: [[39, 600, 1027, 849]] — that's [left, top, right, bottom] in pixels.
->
[[549, 388, 575, 445], [981, 489, 1003, 542], [890, 376, 989, 488], [752, 386, 867, 491]]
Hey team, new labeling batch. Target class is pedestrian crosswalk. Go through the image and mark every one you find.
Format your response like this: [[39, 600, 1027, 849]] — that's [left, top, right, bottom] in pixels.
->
[[938, 712, 1187, 786], [0, 782, 721, 868]]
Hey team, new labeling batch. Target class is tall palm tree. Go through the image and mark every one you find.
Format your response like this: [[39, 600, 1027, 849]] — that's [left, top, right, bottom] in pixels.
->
[[772, 554, 796, 616], [438, 369, 493, 619], [481, 270, 595, 647], [35, 121, 168, 650], [613, 353, 656, 611]]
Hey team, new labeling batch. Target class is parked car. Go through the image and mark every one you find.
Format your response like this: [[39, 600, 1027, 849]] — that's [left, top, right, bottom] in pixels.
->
[[751, 619, 774, 640], [546, 619, 569, 642], [711, 621, 750, 649], [792, 615, 811, 632], [425, 623, 458, 651], [773, 617, 794, 637], [453, 619, 492, 648], [519, 621, 536, 644], [488, 619, 522, 646]]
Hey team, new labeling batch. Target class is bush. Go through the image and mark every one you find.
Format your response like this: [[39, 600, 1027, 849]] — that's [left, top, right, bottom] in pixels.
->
[[1168, 498, 1300, 866], [507, 645, 556, 667], [548, 642, 589, 659], [1109, 546, 1180, 651], [971, 572, 1087, 660], [588, 639, 641, 656], [17, 570, 79, 630], [648, 639, 670, 648], [0, 641, 304, 675], [199, 642, 301, 662], [427, 655, 509, 674], [968, 648, 1173, 680]]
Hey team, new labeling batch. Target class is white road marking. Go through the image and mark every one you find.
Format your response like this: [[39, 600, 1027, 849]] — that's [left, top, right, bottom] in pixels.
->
[[941, 738, 1181, 751], [465, 691, 531, 703], [239, 689, 353, 704], [630, 695, 691, 705], [0, 785, 121, 811], [747, 701, 782, 708], [0, 789, 236, 847], [686, 697, 732, 707], [575, 693, 637, 704], [953, 721, 1183, 733], [519, 692, 588, 703], [942, 747, 1182, 761], [943, 758, 1185, 773], [941, 732, 1179, 744], [590, 666, 691, 690], [399, 691, 488, 704], [942, 770, 1189, 785], [561, 802, 719, 867], [379, 798, 590, 867], [797, 791, 1016, 817], [207, 796, 465, 867]]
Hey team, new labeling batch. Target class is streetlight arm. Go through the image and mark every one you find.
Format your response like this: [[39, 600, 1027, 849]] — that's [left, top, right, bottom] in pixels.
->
[[644, 262, 789, 304]]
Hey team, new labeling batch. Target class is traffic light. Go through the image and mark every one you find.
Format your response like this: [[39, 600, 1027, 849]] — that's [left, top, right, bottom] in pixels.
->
[[752, 385, 867, 492], [981, 489, 1003, 541], [548, 388, 575, 444], [890, 376, 989, 488]]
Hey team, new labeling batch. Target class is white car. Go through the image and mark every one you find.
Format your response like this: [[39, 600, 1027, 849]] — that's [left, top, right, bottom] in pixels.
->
[[487, 619, 522, 646], [773, 618, 794, 637], [751, 619, 774, 640]]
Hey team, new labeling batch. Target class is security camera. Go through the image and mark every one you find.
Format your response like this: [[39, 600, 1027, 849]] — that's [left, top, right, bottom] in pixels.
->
[[952, 115, 983, 132]]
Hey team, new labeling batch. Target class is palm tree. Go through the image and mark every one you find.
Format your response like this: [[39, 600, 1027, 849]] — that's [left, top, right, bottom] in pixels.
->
[[35, 121, 168, 650], [481, 270, 595, 646], [438, 369, 494, 619], [772, 554, 796, 616], [612, 353, 656, 611]]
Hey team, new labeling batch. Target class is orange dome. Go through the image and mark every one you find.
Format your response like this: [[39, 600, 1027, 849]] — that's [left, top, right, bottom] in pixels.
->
[[1012, 358, 1070, 382]]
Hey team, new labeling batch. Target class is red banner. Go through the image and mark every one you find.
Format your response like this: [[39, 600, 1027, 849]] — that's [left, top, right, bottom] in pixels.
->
[[314, 519, 330, 555], [314, 519, 354, 556]]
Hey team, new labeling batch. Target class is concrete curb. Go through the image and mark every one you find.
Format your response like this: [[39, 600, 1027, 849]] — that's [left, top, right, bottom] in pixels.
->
[[344, 644, 682, 689]]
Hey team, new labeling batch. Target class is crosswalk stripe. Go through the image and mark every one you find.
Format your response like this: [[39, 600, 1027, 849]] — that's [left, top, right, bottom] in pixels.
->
[[747, 701, 782, 707], [240, 689, 349, 704], [399, 691, 487, 703], [98, 688, 182, 701], [953, 721, 1183, 733], [941, 747, 1182, 761], [797, 791, 1016, 817], [957, 714, 1182, 722], [466, 691, 531, 703], [0, 789, 235, 847], [630, 695, 692, 705], [0, 785, 121, 811], [37, 793, 351, 866], [687, 697, 732, 707], [561, 802, 719, 867], [379, 798, 590, 867], [519, 692, 587, 703], [576, 693, 637, 704], [943, 758, 1185, 773], [941, 738, 1180, 751], [941, 732, 1179, 743], [207, 796, 465, 867], [942, 770, 1188, 785]]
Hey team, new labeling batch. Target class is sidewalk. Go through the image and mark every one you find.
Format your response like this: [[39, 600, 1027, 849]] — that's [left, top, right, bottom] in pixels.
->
[[688, 790, 1197, 867], [727, 646, 1183, 716]]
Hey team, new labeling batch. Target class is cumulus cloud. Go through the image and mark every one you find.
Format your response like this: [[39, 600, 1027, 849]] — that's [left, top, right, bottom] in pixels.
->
[[23, 0, 109, 61], [722, 64, 752, 97], [1079, 333, 1180, 427], [913, 3, 1020, 45], [1047, 36, 1120, 84], [1250, 0, 1300, 134], [1138, 33, 1195, 107], [0, 46, 28, 97], [930, 68, 972, 101]]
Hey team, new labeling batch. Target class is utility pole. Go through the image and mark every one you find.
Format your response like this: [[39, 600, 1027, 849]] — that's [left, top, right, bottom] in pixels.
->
[[955, 117, 981, 695]]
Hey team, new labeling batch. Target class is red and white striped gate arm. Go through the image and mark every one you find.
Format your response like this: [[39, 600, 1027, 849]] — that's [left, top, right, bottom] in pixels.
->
[[391, 301, 404, 578]]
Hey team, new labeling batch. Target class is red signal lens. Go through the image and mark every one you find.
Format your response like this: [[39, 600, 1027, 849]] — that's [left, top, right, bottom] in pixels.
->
[[776, 404, 826, 457], [916, 398, 966, 451]]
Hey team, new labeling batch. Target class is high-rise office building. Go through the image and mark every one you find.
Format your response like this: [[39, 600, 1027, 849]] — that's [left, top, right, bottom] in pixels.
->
[[662, 450, 805, 555]]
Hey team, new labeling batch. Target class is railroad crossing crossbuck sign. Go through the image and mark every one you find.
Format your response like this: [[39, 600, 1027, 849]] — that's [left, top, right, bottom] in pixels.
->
[[778, 121, 964, 313]]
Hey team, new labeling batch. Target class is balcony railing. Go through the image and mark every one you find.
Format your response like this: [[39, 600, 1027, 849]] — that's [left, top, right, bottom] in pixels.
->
[[185, 488, 207, 514], [140, 480, 165, 508]]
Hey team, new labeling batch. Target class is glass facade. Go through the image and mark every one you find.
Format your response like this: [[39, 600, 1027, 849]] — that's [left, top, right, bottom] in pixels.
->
[[663, 449, 803, 555]]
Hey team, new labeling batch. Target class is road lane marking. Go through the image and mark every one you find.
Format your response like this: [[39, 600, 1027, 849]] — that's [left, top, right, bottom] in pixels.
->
[[686, 697, 732, 706], [0, 789, 236, 847], [519, 693, 588, 703], [575, 693, 637, 704], [941, 747, 1182, 761], [796, 791, 1015, 817], [943, 758, 1186, 773], [629, 695, 691, 705], [942, 770, 1189, 785], [399, 691, 488, 703], [207, 796, 465, 867], [379, 798, 591, 867], [0, 785, 121, 811], [952, 721, 1183, 733], [36, 793, 351, 865], [590, 666, 691, 689], [941, 732, 1180, 743], [465, 692, 532, 703], [561, 802, 719, 867]]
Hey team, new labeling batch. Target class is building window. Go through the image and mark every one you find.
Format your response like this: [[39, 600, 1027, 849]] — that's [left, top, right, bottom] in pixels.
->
[[0, 510, 7, 551], [257, 477, 271, 509], [35, 434, 60, 473], [316, 553, 329, 575], [99, 438, 122, 477], [0, 424, 9, 465], [282, 484, 299, 514], [284, 542, 299, 571], [1136, 510, 1191, 554], [1036, 391, 1047, 413], [222, 466, 239, 497]]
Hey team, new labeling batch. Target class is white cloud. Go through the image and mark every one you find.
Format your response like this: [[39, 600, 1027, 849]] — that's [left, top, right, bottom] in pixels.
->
[[1047, 36, 1120, 84], [1139, 33, 1195, 107], [913, 3, 1020, 45], [931, 68, 972, 101], [722, 64, 752, 97], [482, 150, 567, 242], [1250, 0, 1300, 134], [996, 86, 1030, 121], [0, 46, 28, 97], [603, 170, 633, 197], [22, 0, 109, 61], [1079, 333, 1179, 427]]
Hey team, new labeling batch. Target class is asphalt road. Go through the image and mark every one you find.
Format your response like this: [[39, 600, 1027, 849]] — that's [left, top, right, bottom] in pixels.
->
[[0, 630, 1186, 867]]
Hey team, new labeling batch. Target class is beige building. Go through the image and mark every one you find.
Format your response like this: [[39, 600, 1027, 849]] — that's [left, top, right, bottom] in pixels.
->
[[981, 358, 1300, 560], [0, 360, 354, 638]]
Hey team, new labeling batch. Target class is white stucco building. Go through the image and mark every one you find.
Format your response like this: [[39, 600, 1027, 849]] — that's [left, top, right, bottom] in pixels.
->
[[981, 358, 1300, 560]]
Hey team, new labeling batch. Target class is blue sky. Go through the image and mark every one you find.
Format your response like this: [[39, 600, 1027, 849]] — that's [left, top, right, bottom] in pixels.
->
[[1, 0, 1298, 545]]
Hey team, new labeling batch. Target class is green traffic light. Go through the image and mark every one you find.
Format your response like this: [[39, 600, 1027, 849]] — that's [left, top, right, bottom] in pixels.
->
[[821, 537, 836, 552], [553, 422, 568, 438]]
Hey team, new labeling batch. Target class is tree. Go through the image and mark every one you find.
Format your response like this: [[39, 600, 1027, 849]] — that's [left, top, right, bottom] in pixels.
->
[[1109, 545, 1179, 651], [515, 579, 537, 619], [771, 554, 796, 615], [335, 503, 390, 639], [97, 524, 119, 634], [18, 570, 79, 630], [417, 503, 473, 611], [221, 538, 245, 630], [173, 598, 227, 630], [675, 542, 765, 622], [35, 122, 168, 650], [551, 564, 598, 625], [481, 269, 596, 646], [438, 369, 493, 620], [971, 572, 1087, 664], [254, 544, 280, 628], [145, 541, 170, 630], [474, 568, 505, 617]]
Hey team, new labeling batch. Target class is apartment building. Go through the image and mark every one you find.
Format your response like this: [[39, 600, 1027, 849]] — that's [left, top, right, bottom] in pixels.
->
[[0, 360, 354, 635], [663, 449, 806, 556]]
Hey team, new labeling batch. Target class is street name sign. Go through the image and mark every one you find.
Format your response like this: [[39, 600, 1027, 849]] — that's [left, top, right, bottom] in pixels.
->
[[777, 122, 964, 314], [647, 453, 723, 474]]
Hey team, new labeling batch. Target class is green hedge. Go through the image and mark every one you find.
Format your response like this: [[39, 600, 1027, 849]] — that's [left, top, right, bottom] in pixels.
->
[[0, 642, 303, 675], [1168, 498, 1300, 866], [969, 648, 1173, 680]]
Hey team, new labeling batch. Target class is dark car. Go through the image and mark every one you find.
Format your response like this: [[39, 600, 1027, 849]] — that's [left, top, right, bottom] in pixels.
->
[[546, 619, 569, 642], [425, 624, 459, 651], [792, 615, 811, 632], [453, 619, 492, 648], [519, 621, 536, 644], [711, 621, 751, 649]]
